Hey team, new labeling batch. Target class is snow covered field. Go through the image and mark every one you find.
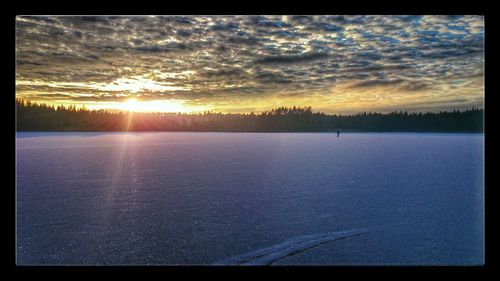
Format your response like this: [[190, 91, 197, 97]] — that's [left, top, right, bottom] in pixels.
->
[[16, 132, 484, 265]]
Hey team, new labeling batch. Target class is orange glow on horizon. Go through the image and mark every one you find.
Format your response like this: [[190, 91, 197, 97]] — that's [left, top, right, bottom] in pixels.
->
[[114, 98, 207, 113]]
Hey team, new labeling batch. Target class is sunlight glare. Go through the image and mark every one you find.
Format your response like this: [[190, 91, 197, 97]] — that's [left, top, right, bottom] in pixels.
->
[[119, 99, 200, 113], [99, 77, 187, 93]]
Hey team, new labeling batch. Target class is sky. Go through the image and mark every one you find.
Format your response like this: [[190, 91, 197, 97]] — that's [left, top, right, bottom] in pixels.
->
[[16, 15, 484, 114]]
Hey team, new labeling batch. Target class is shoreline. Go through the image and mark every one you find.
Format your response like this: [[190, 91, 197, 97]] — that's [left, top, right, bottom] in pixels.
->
[[16, 130, 484, 134]]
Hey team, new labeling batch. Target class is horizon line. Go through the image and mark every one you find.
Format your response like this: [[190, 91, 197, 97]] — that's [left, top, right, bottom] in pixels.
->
[[16, 98, 483, 116]]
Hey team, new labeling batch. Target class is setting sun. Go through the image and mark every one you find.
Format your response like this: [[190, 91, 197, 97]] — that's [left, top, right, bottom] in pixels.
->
[[122, 98, 141, 112]]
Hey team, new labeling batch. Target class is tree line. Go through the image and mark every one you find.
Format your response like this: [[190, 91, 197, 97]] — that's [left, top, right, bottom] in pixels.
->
[[16, 99, 483, 132]]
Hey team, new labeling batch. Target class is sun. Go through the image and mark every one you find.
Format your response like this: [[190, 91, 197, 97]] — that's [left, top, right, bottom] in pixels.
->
[[122, 98, 142, 112]]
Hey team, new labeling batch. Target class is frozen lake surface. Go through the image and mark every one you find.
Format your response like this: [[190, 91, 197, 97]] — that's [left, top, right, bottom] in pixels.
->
[[16, 132, 484, 265]]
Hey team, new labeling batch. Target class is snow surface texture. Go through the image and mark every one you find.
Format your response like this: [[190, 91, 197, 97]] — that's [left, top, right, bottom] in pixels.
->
[[214, 226, 387, 265], [16, 132, 484, 265]]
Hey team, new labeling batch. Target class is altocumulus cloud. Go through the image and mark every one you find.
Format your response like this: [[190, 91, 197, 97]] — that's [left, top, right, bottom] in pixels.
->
[[16, 15, 484, 113]]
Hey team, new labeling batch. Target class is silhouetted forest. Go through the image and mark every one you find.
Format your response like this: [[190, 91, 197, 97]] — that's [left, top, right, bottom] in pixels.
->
[[16, 99, 483, 132]]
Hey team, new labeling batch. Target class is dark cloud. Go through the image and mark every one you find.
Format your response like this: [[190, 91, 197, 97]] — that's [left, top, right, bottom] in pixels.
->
[[33, 93, 77, 99], [290, 16, 314, 24], [227, 35, 260, 45], [343, 63, 412, 74], [401, 82, 430, 91], [349, 79, 405, 88], [176, 29, 192, 37], [310, 23, 344, 32], [255, 52, 330, 64], [134, 41, 202, 54], [201, 68, 248, 79], [255, 71, 294, 84], [211, 21, 239, 31], [17, 60, 43, 66], [173, 16, 197, 25]]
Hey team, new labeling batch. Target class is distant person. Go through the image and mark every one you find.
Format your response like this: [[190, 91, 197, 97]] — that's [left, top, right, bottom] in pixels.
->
[[337, 130, 340, 137]]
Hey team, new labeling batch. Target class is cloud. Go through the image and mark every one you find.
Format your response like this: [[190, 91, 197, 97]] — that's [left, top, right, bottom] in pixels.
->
[[255, 71, 293, 84], [255, 52, 330, 64], [348, 79, 405, 88], [400, 81, 430, 92], [15, 15, 484, 113]]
